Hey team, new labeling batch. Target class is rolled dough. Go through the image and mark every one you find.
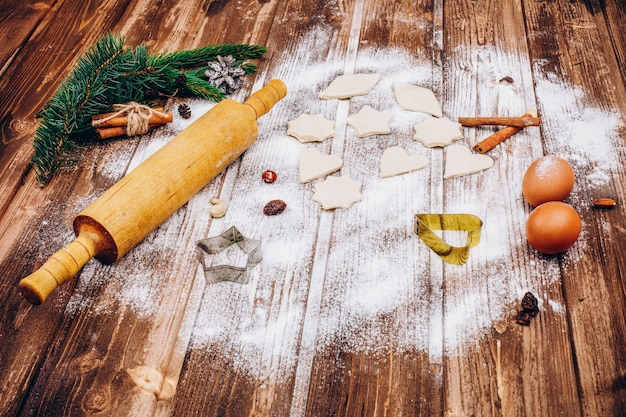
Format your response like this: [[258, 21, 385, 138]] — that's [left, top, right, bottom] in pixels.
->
[[392, 82, 443, 118], [347, 105, 393, 137], [287, 113, 335, 143], [319, 73, 381, 99], [444, 144, 494, 178], [380, 146, 429, 178], [413, 117, 463, 147], [299, 148, 343, 183], [312, 175, 363, 210]]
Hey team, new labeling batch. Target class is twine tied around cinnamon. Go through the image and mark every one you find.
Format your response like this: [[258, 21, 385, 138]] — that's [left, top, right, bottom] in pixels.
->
[[92, 102, 170, 137]]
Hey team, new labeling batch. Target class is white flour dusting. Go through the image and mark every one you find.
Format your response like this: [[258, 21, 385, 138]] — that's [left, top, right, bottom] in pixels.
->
[[187, 43, 623, 378], [63, 32, 623, 383]]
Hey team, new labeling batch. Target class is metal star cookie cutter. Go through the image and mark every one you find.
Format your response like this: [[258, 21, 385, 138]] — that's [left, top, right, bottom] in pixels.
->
[[413, 214, 482, 265], [196, 226, 262, 284]]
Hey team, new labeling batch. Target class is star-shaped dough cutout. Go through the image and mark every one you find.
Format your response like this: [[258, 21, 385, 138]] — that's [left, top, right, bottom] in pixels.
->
[[319, 73, 381, 99], [287, 113, 335, 143], [312, 175, 363, 210], [392, 82, 443, 118], [347, 105, 393, 137], [413, 117, 463, 147]]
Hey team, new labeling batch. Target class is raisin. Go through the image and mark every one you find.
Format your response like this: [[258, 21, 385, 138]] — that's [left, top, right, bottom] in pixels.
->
[[521, 292, 538, 311], [516, 311, 532, 326], [263, 199, 286, 216]]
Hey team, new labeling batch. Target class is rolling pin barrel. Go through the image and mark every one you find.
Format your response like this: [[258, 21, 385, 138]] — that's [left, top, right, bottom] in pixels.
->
[[19, 79, 287, 305]]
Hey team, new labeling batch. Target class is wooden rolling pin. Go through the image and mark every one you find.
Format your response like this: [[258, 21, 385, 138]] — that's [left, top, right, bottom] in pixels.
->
[[19, 79, 287, 305]]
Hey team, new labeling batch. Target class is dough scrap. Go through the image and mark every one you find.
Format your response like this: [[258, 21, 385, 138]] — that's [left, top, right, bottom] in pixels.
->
[[392, 82, 443, 117], [299, 148, 343, 183], [287, 113, 335, 143], [413, 117, 463, 147], [319, 73, 381, 99], [312, 175, 363, 210], [444, 144, 494, 178], [347, 105, 393, 137], [380, 146, 429, 178]]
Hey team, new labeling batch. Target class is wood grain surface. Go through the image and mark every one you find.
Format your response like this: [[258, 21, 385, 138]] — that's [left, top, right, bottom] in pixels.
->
[[0, 1, 624, 416]]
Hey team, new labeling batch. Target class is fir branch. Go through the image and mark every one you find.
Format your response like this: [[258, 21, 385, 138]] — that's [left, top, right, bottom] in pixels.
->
[[31, 33, 266, 185], [147, 44, 266, 68]]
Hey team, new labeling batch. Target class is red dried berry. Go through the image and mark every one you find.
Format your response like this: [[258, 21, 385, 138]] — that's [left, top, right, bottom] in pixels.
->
[[262, 170, 277, 183], [263, 199, 286, 216]]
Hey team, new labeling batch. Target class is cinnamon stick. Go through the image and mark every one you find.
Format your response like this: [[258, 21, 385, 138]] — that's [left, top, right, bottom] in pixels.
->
[[458, 115, 540, 128], [472, 126, 522, 153], [96, 123, 165, 140], [92, 108, 172, 128], [471, 110, 538, 153]]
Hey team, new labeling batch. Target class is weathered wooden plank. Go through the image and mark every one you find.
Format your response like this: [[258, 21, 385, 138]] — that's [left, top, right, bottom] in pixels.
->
[[0, 1, 624, 416], [300, 0, 444, 415], [439, 0, 584, 415], [0, 0, 55, 74], [7, 1, 283, 417], [0, 1, 141, 415], [522, 0, 626, 415], [588, 0, 626, 82], [170, 0, 360, 415]]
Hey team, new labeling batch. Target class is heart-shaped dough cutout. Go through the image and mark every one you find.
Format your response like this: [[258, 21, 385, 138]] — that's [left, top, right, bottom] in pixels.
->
[[299, 148, 344, 183], [380, 146, 429, 178], [444, 144, 494, 178]]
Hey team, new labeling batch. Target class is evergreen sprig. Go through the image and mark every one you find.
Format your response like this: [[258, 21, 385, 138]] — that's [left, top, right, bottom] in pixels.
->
[[32, 32, 266, 185]]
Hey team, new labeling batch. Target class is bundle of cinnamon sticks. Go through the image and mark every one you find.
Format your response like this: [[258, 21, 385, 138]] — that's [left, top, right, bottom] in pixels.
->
[[91, 106, 173, 139], [459, 110, 540, 153]]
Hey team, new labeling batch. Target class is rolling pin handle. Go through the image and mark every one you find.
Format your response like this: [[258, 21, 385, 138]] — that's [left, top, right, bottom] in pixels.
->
[[19, 233, 100, 305], [244, 79, 288, 119]]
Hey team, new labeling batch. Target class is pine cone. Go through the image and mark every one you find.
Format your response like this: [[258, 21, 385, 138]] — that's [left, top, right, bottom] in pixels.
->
[[175, 73, 187, 88], [178, 103, 191, 119]]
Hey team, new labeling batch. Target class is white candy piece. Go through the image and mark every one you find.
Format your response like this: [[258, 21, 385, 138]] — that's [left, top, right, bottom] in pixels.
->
[[287, 113, 335, 143], [444, 145, 494, 178], [380, 146, 429, 178], [413, 117, 463, 147], [299, 148, 343, 183], [209, 198, 228, 218], [347, 105, 393, 137], [319, 73, 381, 99], [392, 82, 443, 117]]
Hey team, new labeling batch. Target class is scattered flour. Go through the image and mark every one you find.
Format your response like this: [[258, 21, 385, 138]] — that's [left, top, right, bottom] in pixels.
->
[[62, 27, 624, 387]]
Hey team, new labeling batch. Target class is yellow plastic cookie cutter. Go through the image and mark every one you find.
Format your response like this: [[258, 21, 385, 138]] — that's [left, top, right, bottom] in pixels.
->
[[413, 214, 483, 265]]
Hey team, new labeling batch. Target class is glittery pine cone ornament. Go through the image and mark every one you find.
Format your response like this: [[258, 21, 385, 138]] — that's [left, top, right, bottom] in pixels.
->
[[204, 55, 246, 94]]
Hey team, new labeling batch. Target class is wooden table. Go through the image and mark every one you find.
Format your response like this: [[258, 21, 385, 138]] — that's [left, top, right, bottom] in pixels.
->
[[1, 1, 625, 416]]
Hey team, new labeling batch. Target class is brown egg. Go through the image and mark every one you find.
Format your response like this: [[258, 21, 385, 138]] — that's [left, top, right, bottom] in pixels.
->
[[526, 201, 581, 254], [522, 156, 575, 207]]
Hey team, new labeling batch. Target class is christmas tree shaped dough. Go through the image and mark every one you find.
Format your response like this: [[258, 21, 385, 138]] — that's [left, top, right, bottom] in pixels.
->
[[444, 144, 494, 178], [413, 117, 463, 147], [312, 175, 363, 210], [299, 148, 343, 183], [347, 105, 393, 137], [319, 74, 381, 99], [287, 113, 335, 143], [380, 146, 429, 178], [392, 82, 443, 117]]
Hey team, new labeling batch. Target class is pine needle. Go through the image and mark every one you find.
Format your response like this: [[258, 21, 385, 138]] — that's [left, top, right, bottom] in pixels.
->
[[31, 33, 266, 185]]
